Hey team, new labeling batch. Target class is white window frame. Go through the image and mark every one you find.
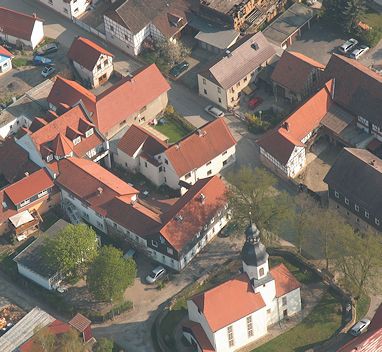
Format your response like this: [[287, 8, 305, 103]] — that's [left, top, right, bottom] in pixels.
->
[[167, 247, 173, 255], [46, 154, 53, 162], [227, 325, 234, 347], [246, 315, 253, 338], [365, 211, 370, 219], [73, 136, 81, 145], [345, 197, 349, 205], [19, 199, 30, 208], [37, 190, 48, 198], [152, 240, 158, 248], [355, 204, 359, 212], [376, 218, 380, 226], [85, 128, 94, 138], [334, 190, 339, 199], [282, 296, 287, 306]]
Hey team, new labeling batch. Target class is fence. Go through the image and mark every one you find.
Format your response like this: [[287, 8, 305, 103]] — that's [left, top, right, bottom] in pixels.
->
[[72, 18, 106, 41]]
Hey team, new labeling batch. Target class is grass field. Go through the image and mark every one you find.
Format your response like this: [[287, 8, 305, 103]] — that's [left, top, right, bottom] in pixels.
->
[[154, 118, 191, 143], [363, 8, 382, 30]]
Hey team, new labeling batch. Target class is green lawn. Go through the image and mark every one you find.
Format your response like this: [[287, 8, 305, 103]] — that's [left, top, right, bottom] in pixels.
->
[[154, 118, 191, 143], [12, 57, 30, 68], [356, 294, 371, 320], [253, 292, 342, 352], [362, 8, 382, 30]]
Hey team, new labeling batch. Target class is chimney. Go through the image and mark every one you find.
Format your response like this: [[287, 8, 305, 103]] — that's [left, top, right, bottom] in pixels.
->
[[97, 187, 103, 195], [370, 160, 376, 166], [225, 50, 232, 58], [175, 143, 180, 150], [24, 172, 29, 177], [282, 122, 289, 131], [196, 129, 206, 137], [199, 193, 206, 204]]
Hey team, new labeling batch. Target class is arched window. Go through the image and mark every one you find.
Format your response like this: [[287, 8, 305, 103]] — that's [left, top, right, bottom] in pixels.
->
[[259, 267, 264, 277]]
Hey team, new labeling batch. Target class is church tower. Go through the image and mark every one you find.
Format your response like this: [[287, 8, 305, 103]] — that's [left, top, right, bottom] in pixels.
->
[[241, 221, 270, 281]]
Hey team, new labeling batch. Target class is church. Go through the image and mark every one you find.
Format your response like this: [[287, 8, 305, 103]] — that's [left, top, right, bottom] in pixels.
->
[[183, 222, 302, 352]]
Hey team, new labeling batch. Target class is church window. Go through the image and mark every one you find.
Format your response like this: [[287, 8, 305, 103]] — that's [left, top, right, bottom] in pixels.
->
[[246, 316, 253, 337], [282, 296, 287, 306], [227, 325, 234, 347], [259, 267, 264, 277]]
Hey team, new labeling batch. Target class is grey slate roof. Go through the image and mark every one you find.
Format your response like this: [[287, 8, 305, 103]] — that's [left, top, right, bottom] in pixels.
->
[[324, 148, 382, 216], [263, 3, 314, 46], [14, 219, 69, 279], [200, 31, 276, 89], [194, 29, 239, 50]]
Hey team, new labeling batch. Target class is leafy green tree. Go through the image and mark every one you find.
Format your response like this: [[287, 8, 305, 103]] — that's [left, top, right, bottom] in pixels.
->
[[43, 224, 98, 279], [87, 246, 137, 301], [94, 338, 114, 352], [156, 39, 191, 66], [31, 326, 56, 352], [341, 0, 365, 33], [226, 167, 293, 244], [58, 328, 85, 352]]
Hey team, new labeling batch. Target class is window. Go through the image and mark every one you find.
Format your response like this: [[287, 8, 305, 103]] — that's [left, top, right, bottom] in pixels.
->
[[365, 211, 370, 219], [207, 170, 212, 176], [206, 161, 211, 166], [222, 150, 228, 156], [282, 296, 287, 306], [74, 8, 78, 13], [236, 82, 240, 88], [202, 78, 206, 85], [244, 76, 248, 82], [267, 308, 271, 315], [376, 218, 380, 226], [217, 87, 221, 94], [185, 172, 191, 179], [355, 204, 359, 212], [223, 160, 228, 166], [145, 162, 148, 168], [120, 120, 127, 127], [345, 197, 349, 205], [259, 267, 264, 277], [20, 199, 30, 208], [48, 0, 53, 4], [97, 64, 102, 71], [73, 136, 81, 145], [247, 316, 253, 338], [334, 190, 339, 198], [167, 247, 173, 255], [46, 154, 53, 162], [124, 34, 129, 41], [85, 128, 94, 138], [139, 106, 147, 113], [203, 89, 207, 95], [152, 240, 158, 247], [38, 190, 48, 198], [110, 25, 115, 32], [218, 98, 222, 103], [64, 8, 68, 14], [165, 159, 169, 165], [159, 166, 163, 172], [227, 326, 234, 347]]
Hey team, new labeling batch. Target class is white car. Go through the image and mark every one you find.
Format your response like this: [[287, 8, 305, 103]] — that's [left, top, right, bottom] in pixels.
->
[[349, 45, 369, 60], [349, 318, 371, 336], [205, 105, 224, 118], [145, 266, 166, 284], [41, 65, 55, 78], [339, 38, 358, 54]]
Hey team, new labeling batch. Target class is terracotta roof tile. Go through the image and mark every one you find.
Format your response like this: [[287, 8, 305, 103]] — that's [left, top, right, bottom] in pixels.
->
[[271, 51, 324, 94], [47, 65, 170, 135], [0, 7, 42, 41], [68, 36, 113, 72], [183, 321, 215, 352], [192, 273, 266, 332], [4, 168, 54, 206], [0, 45, 13, 58], [117, 124, 168, 157], [68, 313, 91, 333], [165, 118, 236, 177], [270, 263, 301, 297]]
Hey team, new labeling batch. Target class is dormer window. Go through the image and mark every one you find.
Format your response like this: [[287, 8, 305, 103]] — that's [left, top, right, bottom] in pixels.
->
[[46, 154, 53, 162], [85, 128, 94, 138], [73, 136, 81, 145], [19, 199, 31, 208]]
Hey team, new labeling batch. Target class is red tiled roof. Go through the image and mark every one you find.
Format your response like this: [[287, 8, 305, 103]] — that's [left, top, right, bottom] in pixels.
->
[[165, 118, 236, 177], [117, 124, 168, 157], [0, 45, 13, 58], [67, 36, 114, 71], [271, 51, 324, 94], [160, 175, 226, 251], [0, 7, 42, 41], [192, 273, 266, 332], [56, 158, 138, 216], [47, 64, 170, 134], [257, 80, 333, 165], [270, 263, 301, 297], [19, 319, 72, 352], [4, 168, 54, 206], [183, 321, 215, 352], [68, 313, 91, 333], [51, 133, 73, 157]]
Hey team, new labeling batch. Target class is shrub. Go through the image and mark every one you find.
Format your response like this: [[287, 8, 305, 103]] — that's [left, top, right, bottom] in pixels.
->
[[246, 113, 271, 134]]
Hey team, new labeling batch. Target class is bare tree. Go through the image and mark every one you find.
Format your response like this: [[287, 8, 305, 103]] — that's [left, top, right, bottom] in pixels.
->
[[156, 39, 191, 66]]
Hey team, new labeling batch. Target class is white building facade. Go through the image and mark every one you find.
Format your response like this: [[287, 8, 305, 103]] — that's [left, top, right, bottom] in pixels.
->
[[37, 0, 90, 18]]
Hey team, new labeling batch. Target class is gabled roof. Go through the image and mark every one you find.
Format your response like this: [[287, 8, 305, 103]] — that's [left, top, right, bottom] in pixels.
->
[[270, 263, 301, 297], [160, 176, 226, 252], [271, 51, 324, 94], [323, 54, 382, 126], [56, 158, 139, 216], [183, 321, 215, 352], [117, 124, 168, 157], [165, 118, 236, 177], [47, 65, 170, 135], [67, 36, 113, 71], [324, 148, 382, 219], [68, 313, 91, 333], [200, 32, 275, 89], [0, 7, 42, 41], [257, 80, 333, 165], [191, 273, 266, 332], [0, 45, 13, 58], [4, 168, 54, 206]]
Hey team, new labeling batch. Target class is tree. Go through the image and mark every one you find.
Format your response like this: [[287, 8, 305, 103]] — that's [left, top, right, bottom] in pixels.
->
[[43, 224, 98, 279], [341, 0, 365, 33], [335, 230, 382, 301], [288, 193, 318, 254], [226, 167, 293, 244], [156, 39, 191, 66], [94, 338, 114, 352], [31, 326, 56, 352], [58, 328, 85, 352], [87, 246, 137, 301]]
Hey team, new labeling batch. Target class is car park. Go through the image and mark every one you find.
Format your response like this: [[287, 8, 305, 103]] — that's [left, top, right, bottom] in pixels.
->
[[145, 266, 167, 284], [33, 55, 53, 66], [248, 96, 263, 109], [349, 319, 371, 336], [169, 61, 189, 78], [338, 38, 358, 54], [41, 65, 56, 78], [36, 42, 59, 55], [123, 248, 136, 260], [205, 105, 225, 118], [349, 45, 369, 60]]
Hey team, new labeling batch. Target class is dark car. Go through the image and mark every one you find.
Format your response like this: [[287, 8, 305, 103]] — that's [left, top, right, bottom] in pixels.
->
[[169, 61, 189, 78], [219, 223, 238, 238], [36, 42, 59, 55]]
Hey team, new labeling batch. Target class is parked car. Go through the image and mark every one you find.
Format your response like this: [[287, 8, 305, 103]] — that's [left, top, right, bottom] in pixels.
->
[[123, 248, 136, 260], [349, 45, 369, 60], [248, 96, 263, 109], [41, 65, 56, 78], [36, 42, 59, 55], [33, 55, 52, 66], [219, 223, 238, 238], [205, 105, 224, 118], [146, 266, 167, 284], [338, 38, 358, 54], [349, 319, 371, 336], [169, 61, 189, 78]]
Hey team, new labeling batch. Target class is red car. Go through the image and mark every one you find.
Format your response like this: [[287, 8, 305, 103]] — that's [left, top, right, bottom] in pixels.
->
[[248, 97, 263, 109]]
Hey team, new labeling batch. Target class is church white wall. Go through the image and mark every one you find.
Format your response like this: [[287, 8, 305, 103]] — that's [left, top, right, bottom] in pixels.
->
[[253, 279, 276, 307], [243, 260, 269, 281]]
